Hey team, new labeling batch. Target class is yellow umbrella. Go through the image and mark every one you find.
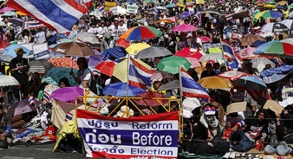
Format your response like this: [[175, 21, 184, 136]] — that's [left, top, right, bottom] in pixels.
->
[[113, 58, 152, 82], [16, 11, 27, 16], [126, 43, 150, 55], [198, 76, 233, 89], [278, 0, 287, 5]]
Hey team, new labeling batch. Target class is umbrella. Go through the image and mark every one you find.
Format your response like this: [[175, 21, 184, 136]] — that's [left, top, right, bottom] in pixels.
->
[[16, 11, 27, 16], [113, 58, 151, 82], [135, 46, 172, 59], [72, 32, 100, 44], [156, 6, 167, 10], [0, 54, 13, 62], [13, 99, 37, 116], [42, 67, 78, 86], [252, 40, 266, 47], [52, 42, 94, 57], [135, 92, 167, 107], [251, 58, 275, 73], [120, 26, 162, 41], [48, 57, 79, 69], [103, 82, 146, 96], [232, 75, 268, 101], [126, 43, 150, 55], [172, 24, 198, 32], [278, 0, 287, 5], [102, 47, 127, 60], [0, 7, 15, 13], [174, 48, 202, 60], [200, 36, 211, 43], [0, 75, 20, 87], [199, 54, 223, 61], [29, 60, 54, 73], [2, 44, 32, 58], [261, 22, 289, 32], [254, 10, 283, 19], [253, 41, 293, 57], [116, 38, 130, 48], [151, 70, 172, 82], [157, 56, 191, 74], [240, 34, 265, 46], [260, 65, 293, 83], [238, 46, 256, 59], [86, 54, 104, 68], [218, 70, 249, 80], [186, 57, 201, 68], [51, 86, 83, 102], [165, 3, 176, 8], [281, 38, 293, 45], [280, 19, 293, 30], [94, 60, 116, 76], [0, 40, 11, 49], [156, 19, 173, 24], [3, 11, 16, 16], [179, 11, 194, 19], [0, 21, 6, 27], [158, 80, 180, 91], [198, 76, 233, 89]]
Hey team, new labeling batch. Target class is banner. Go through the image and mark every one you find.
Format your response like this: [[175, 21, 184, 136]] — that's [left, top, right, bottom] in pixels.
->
[[127, 5, 138, 13], [110, 7, 117, 15], [77, 110, 179, 159], [105, 1, 116, 11], [196, 0, 204, 4], [33, 43, 50, 60]]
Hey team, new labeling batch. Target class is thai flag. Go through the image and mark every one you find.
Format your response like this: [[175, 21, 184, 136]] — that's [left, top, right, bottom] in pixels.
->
[[221, 39, 242, 69], [153, 7, 158, 15], [225, 14, 233, 21], [195, 12, 202, 26], [82, 0, 92, 8], [28, 96, 35, 107], [65, 112, 73, 122], [43, 91, 50, 103], [7, 0, 88, 33], [180, 67, 210, 99], [98, 4, 105, 12], [128, 57, 154, 90], [24, 21, 46, 30]]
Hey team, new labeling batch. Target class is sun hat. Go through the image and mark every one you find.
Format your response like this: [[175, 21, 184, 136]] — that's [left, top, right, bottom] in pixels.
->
[[203, 105, 216, 115], [14, 47, 26, 55], [116, 105, 134, 118]]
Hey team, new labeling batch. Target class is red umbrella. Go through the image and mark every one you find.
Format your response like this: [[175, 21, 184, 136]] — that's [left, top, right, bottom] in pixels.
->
[[94, 60, 116, 76], [0, 40, 11, 49], [174, 47, 202, 60], [135, 92, 168, 107], [200, 36, 211, 43], [116, 38, 130, 48]]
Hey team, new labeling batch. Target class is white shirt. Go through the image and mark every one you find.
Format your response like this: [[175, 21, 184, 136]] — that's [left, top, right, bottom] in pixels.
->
[[78, 69, 91, 87], [97, 26, 107, 35], [117, 24, 127, 35], [34, 31, 46, 44], [87, 27, 99, 34]]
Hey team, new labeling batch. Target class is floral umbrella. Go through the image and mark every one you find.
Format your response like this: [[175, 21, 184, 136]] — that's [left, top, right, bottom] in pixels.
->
[[48, 57, 79, 69]]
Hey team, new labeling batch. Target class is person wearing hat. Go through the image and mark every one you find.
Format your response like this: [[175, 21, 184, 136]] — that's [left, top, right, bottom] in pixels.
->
[[9, 47, 29, 99], [181, 103, 229, 156]]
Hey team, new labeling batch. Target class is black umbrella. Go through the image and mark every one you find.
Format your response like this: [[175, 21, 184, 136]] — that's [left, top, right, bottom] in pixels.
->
[[29, 60, 54, 73], [135, 46, 173, 59], [158, 80, 180, 91]]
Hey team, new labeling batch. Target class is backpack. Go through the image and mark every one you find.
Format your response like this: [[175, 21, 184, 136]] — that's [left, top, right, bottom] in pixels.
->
[[87, 69, 98, 94]]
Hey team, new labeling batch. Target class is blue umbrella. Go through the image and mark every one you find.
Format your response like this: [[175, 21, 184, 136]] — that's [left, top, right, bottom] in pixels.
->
[[166, 3, 176, 8], [260, 65, 293, 83], [42, 67, 78, 86], [102, 47, 127, 60], [179, 11, 194, 19], [2, 44, 32, 58], [252, 40, 266, 47], [234, 76, 267, 90], [103, 82, 146, 96], [253, 41, 276, 54]]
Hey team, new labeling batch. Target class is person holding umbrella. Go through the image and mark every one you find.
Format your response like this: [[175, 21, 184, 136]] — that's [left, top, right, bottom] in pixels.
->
[[69, 57, 92, 89]]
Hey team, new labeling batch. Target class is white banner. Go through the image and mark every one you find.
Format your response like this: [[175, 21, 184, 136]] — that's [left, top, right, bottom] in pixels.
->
[[33, 43, 49, 60], [110, 7, 117, 15], [20, 43, 34, 59], [127, 5, 138, 13]]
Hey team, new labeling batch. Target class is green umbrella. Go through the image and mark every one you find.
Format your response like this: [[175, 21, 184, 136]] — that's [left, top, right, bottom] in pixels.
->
[[288, 4, 293, 9], [145, 0, 156, 3], [157, 56, 191, 74], [145, 26, 163, 37], [3, 11, 16, 16]]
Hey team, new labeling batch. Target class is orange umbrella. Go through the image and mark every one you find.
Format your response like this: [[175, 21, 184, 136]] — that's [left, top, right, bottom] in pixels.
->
[[16, 11, 27, 16], [156, 19, 173, 24], [48, 57, 79, 69]]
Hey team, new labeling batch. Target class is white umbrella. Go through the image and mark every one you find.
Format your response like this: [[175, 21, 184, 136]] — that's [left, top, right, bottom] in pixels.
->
[[199, 54, 223, 61], [0, 20, 6, 27], [261, 22, 289, 32], [281, 38, 293, 45], [251, 58, 275, 73], [280, 19, 293, 30], [0, 75, 20, 87], [156, 6, 168, 10], [72, 32, 100, 44]]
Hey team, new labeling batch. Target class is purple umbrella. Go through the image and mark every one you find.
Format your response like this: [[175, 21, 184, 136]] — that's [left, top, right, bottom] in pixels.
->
[[50, 86, 83, 102], [179, 11, 194, 19], [93, 49, 101, 55], [87, 54, 104, 68], [8, 18, 24, 26], [12, 99, 41, 116], [0, 7, 15, 13]]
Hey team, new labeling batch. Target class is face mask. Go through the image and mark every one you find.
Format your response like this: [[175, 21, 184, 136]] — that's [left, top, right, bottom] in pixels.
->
[[205, 115, 218, 128]]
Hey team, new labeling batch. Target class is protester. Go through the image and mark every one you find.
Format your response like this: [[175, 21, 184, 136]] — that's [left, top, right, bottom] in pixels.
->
[[69, 57, 91, 88]]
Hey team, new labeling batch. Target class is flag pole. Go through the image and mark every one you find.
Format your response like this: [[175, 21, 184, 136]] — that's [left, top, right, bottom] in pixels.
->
[[126, 55, 130, 104], [219, 39, 228, 71], [178, 66, 184, 141]]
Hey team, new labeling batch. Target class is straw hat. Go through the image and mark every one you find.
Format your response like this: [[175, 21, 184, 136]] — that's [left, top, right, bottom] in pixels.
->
[[116, 105, 134, 118], [15, 47, 26, 55]]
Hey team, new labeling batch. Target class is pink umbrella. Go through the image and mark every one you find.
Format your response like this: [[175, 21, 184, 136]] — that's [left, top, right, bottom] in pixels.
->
[[200, 36, 211, 43], [186, 57, 201, 68], [12, 99, 41, 116], [238, 46, 256, 59], [0, 7, 15, 13], [175, 47, 202, 60], [172, 24, 198, 32]]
